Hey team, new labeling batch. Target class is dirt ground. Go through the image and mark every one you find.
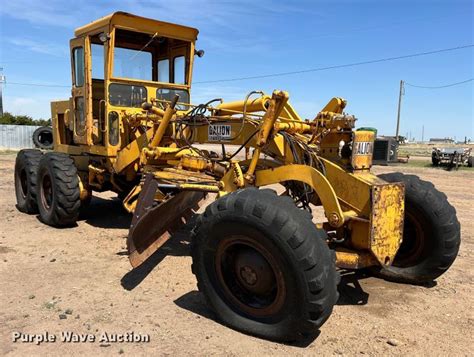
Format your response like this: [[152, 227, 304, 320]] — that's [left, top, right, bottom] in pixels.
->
[[0, 152, 472, 356]]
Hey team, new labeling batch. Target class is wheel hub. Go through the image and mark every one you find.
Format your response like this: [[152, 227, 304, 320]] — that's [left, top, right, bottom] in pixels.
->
[[239, 266, 257, 286], [233, 247, 275, 295]]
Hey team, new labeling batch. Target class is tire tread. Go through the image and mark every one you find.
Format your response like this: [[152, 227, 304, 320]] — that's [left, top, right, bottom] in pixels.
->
[[376, 173, 460, 283], [191, 187, 339, 341], [37, 152, 81, 227]]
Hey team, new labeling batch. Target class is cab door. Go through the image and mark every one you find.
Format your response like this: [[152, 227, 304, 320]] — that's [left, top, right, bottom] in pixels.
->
[[70, 37, 92, 145]]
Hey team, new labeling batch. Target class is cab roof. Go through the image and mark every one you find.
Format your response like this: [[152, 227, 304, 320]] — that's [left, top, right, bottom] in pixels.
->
[[74, 11, 199, 42]]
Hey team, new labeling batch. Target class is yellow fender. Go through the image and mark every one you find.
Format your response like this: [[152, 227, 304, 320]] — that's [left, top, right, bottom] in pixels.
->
[[255, 164, 345, 227]]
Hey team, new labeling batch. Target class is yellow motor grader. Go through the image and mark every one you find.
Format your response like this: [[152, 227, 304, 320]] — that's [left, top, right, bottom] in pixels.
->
[[14, 12, 460, 341]]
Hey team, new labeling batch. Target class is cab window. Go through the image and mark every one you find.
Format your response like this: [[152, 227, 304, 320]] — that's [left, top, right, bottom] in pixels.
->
[[112, 29, 190, 84], [158, 59, 170, 83], [73, 47, 84, 87], [91, 43, 104, 79], [156, 88, 190, 110], [174, 56, 185, 84], [113, 47, 152, 81], [109, 83, 147, 107]]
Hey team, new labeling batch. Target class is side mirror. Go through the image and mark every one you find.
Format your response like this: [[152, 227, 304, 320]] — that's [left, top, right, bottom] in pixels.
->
[[194, 49, 205, 58]]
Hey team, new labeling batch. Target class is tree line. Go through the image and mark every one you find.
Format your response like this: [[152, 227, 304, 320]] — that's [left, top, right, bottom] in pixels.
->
[[0, 112, 51, 126]]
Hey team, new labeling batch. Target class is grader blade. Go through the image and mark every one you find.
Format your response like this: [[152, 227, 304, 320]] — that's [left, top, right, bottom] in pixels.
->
[[127, 175, 205, 268]]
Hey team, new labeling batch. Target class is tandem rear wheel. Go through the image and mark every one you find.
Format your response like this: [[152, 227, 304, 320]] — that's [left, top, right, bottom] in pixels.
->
[[15, 150, 91, 226], [14, 149, 43, 213], [36, 152, 81, 227], [374, 173, 461, 284], [191, 188, 339, 342]]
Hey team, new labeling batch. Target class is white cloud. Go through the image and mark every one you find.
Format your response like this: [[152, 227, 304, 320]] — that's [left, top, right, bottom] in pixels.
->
[[0, 0, 95, 27], [0, 1, 319, 34], [0, 0, 321, 57], [8, 38, 68, 57], [3, 96, 43, 117], [3, 92, 66, 119], [8, 97, 36, 107]]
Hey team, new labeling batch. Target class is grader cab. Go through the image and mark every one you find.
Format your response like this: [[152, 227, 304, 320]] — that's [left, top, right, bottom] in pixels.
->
[[14, 12, 460, 342]]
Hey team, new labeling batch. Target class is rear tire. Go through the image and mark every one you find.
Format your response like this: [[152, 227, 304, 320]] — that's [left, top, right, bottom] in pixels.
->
[[468, 156, 473, 168], [14, 149, 43, 213], [37, 153, 81, 227], [376, 173, 460, 284], [191, 188, 339, 341]]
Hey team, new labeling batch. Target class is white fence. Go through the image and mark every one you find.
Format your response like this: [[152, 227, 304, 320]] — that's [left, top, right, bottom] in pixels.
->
[[0, 124, 41, 149]]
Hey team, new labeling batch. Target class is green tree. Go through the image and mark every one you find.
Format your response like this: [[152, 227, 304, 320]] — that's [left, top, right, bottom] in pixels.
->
[[0, 112, 51, 126]]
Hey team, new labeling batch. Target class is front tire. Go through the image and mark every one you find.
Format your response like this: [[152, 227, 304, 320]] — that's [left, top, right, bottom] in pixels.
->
[[14, 149, 43, 213], [376, 173, 460, 284], [37, 153, 81, 227], [191, 188, 339, 341]]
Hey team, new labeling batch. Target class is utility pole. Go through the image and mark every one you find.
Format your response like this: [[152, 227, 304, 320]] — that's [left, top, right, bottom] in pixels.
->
[[395, 80, 404, 140], [422, 125, 424, 143], [0, 68, 4, 117]]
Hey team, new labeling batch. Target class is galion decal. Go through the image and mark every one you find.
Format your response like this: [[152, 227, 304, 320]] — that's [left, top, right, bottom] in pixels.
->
[[208, 125, 232, 141], [354, 141, 373, 156]]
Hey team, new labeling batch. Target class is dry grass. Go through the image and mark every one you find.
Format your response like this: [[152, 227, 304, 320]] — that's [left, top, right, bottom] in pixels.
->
[[399, 143, 472, 157]]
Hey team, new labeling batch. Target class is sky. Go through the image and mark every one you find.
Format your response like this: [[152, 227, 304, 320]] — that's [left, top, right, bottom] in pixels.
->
[[0, 0, 472, 141]]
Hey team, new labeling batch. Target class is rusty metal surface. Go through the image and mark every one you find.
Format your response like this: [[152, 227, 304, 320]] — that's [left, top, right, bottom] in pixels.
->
[[128, 175, 205, 268], [335, 249, 377, 269], [369, 182, 405, 266], [151, 167, 216, 183], [215, 236, 287, 317]]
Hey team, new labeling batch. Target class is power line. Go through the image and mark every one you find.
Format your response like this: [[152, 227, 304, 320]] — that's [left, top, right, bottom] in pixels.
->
[[194, 44, 474, 84], [2, 44, 472, 88], [404, 78, 473, 89]]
